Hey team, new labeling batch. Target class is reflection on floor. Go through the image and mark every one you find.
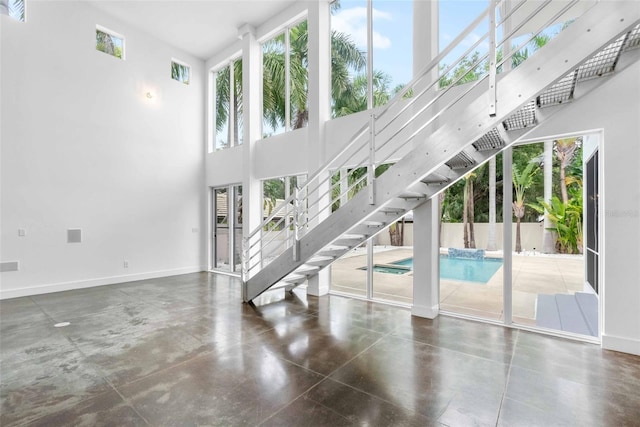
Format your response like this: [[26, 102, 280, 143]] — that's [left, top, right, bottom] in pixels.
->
[[332, 247, 587, 327], [2, 272, 638, 426]]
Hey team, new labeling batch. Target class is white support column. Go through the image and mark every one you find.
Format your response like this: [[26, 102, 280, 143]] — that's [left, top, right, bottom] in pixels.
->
[[501, 0, 513, 325], [306, 0, 331, 296], [542, 139, 555, 253], [413, 199, 440, 318], [411, 0, 440, 318], [503, 147, 513, 325], [340, 169, 348, 207], [239, 24, 262, 275]]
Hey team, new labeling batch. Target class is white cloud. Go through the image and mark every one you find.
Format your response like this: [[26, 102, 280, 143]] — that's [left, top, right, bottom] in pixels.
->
[[461, 32, 489, 51], [332, 6, 392, 50]]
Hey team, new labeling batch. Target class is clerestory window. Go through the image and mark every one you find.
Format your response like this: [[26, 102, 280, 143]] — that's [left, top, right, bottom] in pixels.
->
[[212, 58, 243, 151], [171, 59, 191, 85], [6, 0, 25, 22], [96, 25, 125, 60]]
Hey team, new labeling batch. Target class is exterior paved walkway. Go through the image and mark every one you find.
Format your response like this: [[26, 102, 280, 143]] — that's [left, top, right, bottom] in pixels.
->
[[332, 247, 585, 326]]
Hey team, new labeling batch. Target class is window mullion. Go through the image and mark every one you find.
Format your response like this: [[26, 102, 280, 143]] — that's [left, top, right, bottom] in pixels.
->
[[366, 0, 374, 110], [285, 29, 291, 132], [229, 61, 236, 147]]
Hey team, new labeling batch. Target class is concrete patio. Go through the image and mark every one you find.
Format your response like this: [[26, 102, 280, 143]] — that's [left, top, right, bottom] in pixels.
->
[[331, 247, 586, 327]]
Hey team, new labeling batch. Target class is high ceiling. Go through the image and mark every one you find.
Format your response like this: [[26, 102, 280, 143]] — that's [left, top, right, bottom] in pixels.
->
[[85, 0, 298, 60]]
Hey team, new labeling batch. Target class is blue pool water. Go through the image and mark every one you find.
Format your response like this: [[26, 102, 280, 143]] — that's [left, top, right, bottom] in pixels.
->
[[391, 256, 503, 284]]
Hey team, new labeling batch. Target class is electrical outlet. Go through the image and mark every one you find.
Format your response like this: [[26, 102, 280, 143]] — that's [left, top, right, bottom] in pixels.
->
[[192, 227, 199, 233], [124, 261, 129, 268], [18, 229, 26, 237]]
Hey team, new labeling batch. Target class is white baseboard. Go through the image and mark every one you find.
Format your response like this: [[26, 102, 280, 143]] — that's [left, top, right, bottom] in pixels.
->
[[0, 266, 206, 300], [412, 304, 439, 319], [602, 333, 640, 356]]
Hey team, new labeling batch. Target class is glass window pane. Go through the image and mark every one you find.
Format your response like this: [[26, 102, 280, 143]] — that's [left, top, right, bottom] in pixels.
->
[[331, 0, 368, 117], [372, 218, 413, 305], [171, 61, 190, 85], [372, 0, 413, 106], [215, 188, 230, 271], [9, 0, 25, 22], [215, 67, 230, 150], [233, 59, 243, 146], [439, 162, 504, 320], [233, 185, 243, 272], [438, 0, 488, 88], [96, 27, 124, 59], [263, 33, 286, 137], [289, 21, 309, 130]]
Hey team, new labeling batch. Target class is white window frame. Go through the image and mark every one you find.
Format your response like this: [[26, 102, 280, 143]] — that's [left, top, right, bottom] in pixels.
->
[[260, 16, 308, 137], [211, 55, 242, 152]]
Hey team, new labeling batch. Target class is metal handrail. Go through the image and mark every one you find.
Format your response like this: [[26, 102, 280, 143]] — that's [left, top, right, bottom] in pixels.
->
[[242, 0, 586, 280]]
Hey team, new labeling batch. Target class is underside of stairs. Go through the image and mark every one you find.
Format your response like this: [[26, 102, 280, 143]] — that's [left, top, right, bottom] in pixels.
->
[[242, 1, 640, 303]]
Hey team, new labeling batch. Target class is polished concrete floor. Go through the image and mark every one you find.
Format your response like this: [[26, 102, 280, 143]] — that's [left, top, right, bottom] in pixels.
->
[[1, 272, 639, 426]]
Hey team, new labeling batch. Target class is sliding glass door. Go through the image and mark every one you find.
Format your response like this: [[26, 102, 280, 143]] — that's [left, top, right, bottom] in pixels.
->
[[212, 185, 242, 274]]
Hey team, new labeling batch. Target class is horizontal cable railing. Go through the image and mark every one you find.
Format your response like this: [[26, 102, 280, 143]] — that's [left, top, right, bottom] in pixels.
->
[[243, 0, 591, 281]]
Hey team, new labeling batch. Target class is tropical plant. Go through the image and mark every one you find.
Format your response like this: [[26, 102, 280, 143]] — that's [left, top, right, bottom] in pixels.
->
[[8, 0, 25, 21], [96, 30, 123, 59], [462, 172, 476, 248], [529, 191, 583, 254], [171, 62, 190, 85], [333, 70, 392, 117], [554, 137, 581, 204], [512, 160, 540, 253], [215, 60, 243, 147]]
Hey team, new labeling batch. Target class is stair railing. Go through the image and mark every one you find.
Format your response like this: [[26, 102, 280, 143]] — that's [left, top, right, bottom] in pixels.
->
[[242, 0, 592, 281]]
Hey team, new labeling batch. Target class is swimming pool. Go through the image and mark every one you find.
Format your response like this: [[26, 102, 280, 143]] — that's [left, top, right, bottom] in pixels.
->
[[391, 256, 503, 283]]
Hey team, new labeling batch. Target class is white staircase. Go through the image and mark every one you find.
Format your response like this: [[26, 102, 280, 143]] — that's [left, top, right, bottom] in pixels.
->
[[242, 0, 640, 303]]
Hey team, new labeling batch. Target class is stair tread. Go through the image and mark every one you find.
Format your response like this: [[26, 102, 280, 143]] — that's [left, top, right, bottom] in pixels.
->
[[361, 221, 384, 226], [339, 234, 366, 239], [555, 294, 593, 336], [398, 192, 426, 199], [295, 264, 320, 272], [308, 255, 334, 262], [282, 273, 306, 282], [536, 294, 562, 330]]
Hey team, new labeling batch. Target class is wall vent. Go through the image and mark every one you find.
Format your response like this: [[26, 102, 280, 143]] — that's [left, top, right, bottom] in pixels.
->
[[67, 229, 82, 243], [0, 261, 20, 272]]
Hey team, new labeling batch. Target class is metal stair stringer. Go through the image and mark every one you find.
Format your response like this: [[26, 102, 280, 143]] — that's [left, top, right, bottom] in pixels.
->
[[243, 2, 640, 303]]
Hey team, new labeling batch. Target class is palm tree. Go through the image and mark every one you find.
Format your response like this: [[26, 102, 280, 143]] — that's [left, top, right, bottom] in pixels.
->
[[333, 70, 391, 117], [8, 0, 25, 21], [512, 34, 551, 68], [96, 30, 119, 58], [554, 137, 580, 204], [513, 161, 540, 253], [171, 62, 190, 85], [215, 60, 243, 147], [462, 172, 477, 249], [261, 20, 366, 131]]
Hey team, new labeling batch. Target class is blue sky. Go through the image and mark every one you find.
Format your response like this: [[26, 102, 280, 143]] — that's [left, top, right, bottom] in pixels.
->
[[332, 0, 489, 89]]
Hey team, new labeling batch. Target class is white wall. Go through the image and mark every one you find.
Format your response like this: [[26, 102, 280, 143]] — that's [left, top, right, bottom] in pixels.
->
[[525, 55, 640, 355], [375, 222, 546, 251], [0, 1, 206, 298]]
